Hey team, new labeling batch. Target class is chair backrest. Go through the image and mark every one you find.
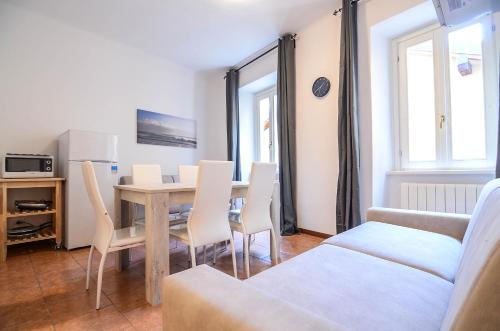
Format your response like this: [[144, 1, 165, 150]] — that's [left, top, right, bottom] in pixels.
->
[[241, 162, 277, 234], [441, 178, 500, 330], [188, 161, 233, 247], [179, 165, 199, 185], [120, 174, 175, 185], [81, 161, 114, 254], [132, 164, 162, 185]]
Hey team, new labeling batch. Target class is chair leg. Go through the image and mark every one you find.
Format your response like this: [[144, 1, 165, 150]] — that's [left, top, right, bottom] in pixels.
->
[[213, 243, 217, 264], [86, 245, 94, 290], [189, 245, 197, 268], [270, 226, 278, 265], [229, 236, 237, 278], [203, 246, 207, 264], [96, 251, 107, 310], [243, 234, 250, 279]]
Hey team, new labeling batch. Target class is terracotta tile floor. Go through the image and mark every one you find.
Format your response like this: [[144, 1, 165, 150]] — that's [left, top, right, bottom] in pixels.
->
[[0, 232, 323, 331]]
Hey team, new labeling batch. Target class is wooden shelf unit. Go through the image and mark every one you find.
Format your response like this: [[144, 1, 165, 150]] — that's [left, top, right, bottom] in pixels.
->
[[7, 209, 57, 218], [0, 178, 65, 262], [6, 230, 56, 246]]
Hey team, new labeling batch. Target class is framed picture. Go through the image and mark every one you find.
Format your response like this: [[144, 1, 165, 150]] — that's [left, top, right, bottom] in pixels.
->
[[137, 109, 197, 149]]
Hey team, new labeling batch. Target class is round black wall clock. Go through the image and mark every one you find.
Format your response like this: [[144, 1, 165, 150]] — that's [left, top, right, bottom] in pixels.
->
[[312, 77, 331, 98]]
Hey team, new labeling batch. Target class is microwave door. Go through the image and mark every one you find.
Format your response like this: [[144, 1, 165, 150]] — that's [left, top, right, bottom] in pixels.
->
[[6, 158, 42, 172], [2, 156, 54, 178]]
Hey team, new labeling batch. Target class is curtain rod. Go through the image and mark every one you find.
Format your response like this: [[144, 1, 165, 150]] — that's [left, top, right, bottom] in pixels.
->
[[223, 34, 297, 79], [333, 0, 361, 16], [235, 44, 279, 72], [234, 33, 298, 71]]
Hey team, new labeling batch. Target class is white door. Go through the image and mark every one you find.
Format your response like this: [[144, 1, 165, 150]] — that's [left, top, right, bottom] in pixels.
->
[[65, 161, 118, 249]]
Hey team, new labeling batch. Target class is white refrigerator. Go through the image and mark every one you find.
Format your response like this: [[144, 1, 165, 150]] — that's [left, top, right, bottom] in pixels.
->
[[58, 130, 119, 249]]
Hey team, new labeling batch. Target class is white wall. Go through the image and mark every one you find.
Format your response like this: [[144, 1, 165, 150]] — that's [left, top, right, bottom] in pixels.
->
[[239, 49, 278, 87], [200, 69, 228, 162], [0, 2, 207, 177], [358, 0, 432, 214], [296, 14, 341, 235]]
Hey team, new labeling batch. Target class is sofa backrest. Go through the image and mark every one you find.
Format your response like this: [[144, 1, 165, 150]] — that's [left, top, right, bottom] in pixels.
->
[[441, 178, 500, 330]]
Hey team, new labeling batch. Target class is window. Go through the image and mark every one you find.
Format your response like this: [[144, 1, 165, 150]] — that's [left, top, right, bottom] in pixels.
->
[[395, 17, 497, 170], [255, 87, 279, 165]]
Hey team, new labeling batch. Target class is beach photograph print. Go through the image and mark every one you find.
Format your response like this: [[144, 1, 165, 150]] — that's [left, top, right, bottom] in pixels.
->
[[137, 109, 197, 148]]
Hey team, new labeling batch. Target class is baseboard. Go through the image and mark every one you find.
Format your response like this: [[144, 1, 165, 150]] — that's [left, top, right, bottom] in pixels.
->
[[298, 228, 332, 239]]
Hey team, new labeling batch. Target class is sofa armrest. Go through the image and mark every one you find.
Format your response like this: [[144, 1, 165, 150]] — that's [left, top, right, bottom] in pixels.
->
[[366, 207, 470, 241], [163, 265, 339, 331]]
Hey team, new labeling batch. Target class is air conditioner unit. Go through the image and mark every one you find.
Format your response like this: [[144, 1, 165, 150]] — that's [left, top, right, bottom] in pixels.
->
[[433, 0, 500, 26]]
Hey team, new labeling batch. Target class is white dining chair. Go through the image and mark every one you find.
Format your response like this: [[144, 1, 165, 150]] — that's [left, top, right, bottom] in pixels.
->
[[132, 164, 186, 227], [230, 162, 278, 278], [179, 164, 202, 231], [170, 160, 237, 277], [82, 161, 145, 310], [132, 164, 163, 185], [177, 164, 205, 257], [178, 165, 198, 185], [131, 164, 162, 226]]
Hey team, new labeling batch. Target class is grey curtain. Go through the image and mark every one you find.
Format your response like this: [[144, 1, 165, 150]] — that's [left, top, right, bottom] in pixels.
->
[[226, 69, 242, 181], [336, 0, 361, 234], [277, 34, 298, 235]]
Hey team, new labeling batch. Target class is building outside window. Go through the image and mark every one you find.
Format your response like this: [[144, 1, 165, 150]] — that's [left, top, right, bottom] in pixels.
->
[[254, 87, 279, 168]]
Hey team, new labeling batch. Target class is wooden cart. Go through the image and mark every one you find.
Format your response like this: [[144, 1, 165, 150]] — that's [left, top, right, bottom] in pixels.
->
[[0, 178, 64, 262]]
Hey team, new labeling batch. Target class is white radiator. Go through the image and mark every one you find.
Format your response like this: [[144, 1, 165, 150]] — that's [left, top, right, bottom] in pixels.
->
[[400, 183, 484, 214]]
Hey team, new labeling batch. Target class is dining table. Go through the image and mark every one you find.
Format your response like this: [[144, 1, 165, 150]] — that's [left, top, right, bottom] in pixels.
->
[[113, 181, 281, 306]]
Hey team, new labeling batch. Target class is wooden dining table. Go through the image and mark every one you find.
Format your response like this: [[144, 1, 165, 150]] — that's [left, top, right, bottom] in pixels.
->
[[113, 181, 281, 306]]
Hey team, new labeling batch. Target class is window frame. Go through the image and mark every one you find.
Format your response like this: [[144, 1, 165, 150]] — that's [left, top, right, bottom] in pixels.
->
[[254, 86, 278, 163], [393, 16, 497, 170]]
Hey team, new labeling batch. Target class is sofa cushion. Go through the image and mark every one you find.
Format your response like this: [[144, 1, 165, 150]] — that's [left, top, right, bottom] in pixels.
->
[[163, 265, 341, 331], [246, 245, 453, 331], [323, 221, 461, 282], [441, 178, 500, 331]]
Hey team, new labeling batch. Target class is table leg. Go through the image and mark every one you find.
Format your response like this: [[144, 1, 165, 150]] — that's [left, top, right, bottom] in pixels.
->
[[270, 182, 281, 264], [114, 188, 130, 271], [145, 192, 169, 306]]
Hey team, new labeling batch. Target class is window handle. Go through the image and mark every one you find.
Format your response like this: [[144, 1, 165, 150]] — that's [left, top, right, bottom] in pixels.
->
[[439, 115, 445, 129]]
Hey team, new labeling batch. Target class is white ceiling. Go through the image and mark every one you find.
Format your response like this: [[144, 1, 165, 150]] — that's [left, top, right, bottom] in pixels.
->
[[5, 0, 339, 70]]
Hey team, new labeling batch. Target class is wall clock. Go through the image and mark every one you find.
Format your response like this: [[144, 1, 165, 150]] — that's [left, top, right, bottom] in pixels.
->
[[312, 77, 331, 98]]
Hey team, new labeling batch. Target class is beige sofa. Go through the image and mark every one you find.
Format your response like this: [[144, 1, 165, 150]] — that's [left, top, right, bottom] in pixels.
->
[[162, 179, 500, 331]]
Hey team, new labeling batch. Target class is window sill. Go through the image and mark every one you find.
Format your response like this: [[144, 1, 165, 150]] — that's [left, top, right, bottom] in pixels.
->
[[387, 169, 495, 176]]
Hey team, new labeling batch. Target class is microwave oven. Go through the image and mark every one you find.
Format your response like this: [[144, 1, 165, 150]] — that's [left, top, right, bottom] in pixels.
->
[[1, 154, 54, 178]]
